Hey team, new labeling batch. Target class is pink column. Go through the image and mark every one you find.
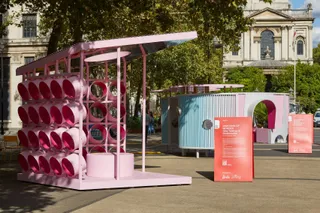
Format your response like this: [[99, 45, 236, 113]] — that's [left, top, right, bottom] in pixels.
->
[[104, 61, 109, 153], [78, 51, 84, 183], [139, 44, 146, 173], [116, 47, 121, 180], [122, 58, 127, 152]]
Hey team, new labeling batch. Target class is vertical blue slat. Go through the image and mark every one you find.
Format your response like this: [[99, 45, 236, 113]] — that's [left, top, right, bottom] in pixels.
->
[[160, 98, 168, 144]]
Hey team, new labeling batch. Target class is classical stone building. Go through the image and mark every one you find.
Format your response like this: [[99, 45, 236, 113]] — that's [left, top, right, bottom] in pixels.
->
[[1, 6, 48, 131], [223, 0, 314, 75]]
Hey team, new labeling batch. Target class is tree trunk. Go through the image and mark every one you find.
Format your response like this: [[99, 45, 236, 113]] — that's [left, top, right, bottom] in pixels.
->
[[134, 77, 142, 117], [46, 19, 64, 55]]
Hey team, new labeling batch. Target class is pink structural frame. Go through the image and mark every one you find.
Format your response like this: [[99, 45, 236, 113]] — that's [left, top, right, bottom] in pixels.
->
[[16, 31, 197, 190]]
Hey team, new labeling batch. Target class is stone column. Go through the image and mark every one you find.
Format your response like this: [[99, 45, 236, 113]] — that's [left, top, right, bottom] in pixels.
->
[[281, 25, 287, 60], [244, 31, 249, 60], [249, 27, 253, 60], [309, 26, 313, 61], [252, 40, 257, 60], [241, 32, 244, 60], [257, 40, 261, 60], [288, 25, 293, 60], [274, 39, 281, 60], [274, 39, 278, 60]]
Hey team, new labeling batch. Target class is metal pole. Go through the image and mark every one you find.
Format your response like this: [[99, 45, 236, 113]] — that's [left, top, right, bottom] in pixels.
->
[[293, 25, 296, 106], [1, 52, 4, 135], [294, 58, 296, 105]]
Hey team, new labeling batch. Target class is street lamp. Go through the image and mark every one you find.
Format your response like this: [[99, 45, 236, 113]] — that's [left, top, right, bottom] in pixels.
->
[[0, 41, 4, 135], [289, 87, 293, 99]]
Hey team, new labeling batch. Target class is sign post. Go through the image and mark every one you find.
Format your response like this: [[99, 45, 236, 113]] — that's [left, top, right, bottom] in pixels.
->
[[288, 114, 313, 154], [214, 117, 253, 182]]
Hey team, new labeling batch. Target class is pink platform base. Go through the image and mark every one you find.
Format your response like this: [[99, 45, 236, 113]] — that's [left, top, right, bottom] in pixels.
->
[[17, 171, 192, 190]]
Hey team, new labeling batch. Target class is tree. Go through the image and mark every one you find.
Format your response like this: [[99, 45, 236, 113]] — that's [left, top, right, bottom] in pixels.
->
[[271, 62, 320, 113], [254, 102, 268, 128], [12, 0, 272, 54], [313, 43, 320, 64], [0, 0, 13, 37], [147, 42, 223, 88], [226, 66, 267, 92]]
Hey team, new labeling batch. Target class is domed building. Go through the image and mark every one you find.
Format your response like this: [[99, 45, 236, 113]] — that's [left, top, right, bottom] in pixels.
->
[[223, 0, 314, 75]]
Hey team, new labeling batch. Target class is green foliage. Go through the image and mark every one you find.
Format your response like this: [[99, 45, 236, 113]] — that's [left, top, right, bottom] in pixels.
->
[[146, 42, 224, 90], [254, 102, 268, 128], [226, 66, 267, 92], [0, 0, 13, 37], [12, 0, 273, 53], [313, 43, 320, 65], [127, 116, 142, 130], [271, 62, 320, 113], [187, 0, 270, 52], [10, 0, 273, 116]]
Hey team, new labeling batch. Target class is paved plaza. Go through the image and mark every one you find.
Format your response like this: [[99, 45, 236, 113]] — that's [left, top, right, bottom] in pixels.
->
[[1, 132, 320, 213]]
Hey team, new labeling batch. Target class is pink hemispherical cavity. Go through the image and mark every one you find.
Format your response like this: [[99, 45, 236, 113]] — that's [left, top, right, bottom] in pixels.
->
[[82, 148, 88, 161], [28, 155, 40, 173], [109, 147, 125, 153], [50, 79, 64, 99], [62, 103, 87, 126], [39, 105, 52, 125], [89, 102, 107, 122], [61, 158, 74, 177], [91, 146, 106, 153], [89, 124, 107, 144], [50, 105, 63, 125], [83, 126, 88, 137], [89, 81, 108, 100], [39, 130, 51, 150], [18, 152, 29, 172], [61, 154, 86, 177], [18, 105, 29, 124], [17, 82, 30, 101], [108, 102, 126, 122], [28, 106, 40, 124], [108, 124, 126, 144], [39, 80, 52, 99], [62, 128, 87, 151], [50, 127, 67, 150], [50, 132, 62, 150], [28, 130, 40, 148], [62, 132, 75, 150], [50, 157, 63, 176], [63, 76, 87, 99], [39, 156, 51, 174], [108, 81, 126, 101], [28, 80, 42, 100], [17, 129, 29, 148]]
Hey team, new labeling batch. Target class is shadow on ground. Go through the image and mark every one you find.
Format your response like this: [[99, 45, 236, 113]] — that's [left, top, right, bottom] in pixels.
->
[[0, 161, 62, 212], [134, 165, 161, 169], [196, 171, 214, 181], [0, 159, 125, 213]]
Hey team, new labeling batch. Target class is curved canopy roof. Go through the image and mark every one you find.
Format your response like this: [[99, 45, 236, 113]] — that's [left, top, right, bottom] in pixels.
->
[[16, 31, 198, 75], [152, 84, 244, 93]]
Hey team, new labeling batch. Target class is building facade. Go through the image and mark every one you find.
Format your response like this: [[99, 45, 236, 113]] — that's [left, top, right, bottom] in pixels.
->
[[223, 0, 314, 74], [1, 5, 48, 131]]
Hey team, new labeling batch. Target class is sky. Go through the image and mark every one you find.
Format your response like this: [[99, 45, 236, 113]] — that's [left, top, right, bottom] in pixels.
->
[[291, 0, 320, 47]]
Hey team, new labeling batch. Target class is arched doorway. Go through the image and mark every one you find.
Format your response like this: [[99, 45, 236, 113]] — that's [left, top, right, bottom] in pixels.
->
[[261, 30, 275, 60], [252, 100, 276, 143]]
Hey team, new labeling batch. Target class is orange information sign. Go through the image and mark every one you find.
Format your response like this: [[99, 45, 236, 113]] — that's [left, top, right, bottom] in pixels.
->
[[288, 114, 313, 154], [214, 117, 253, 182]]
